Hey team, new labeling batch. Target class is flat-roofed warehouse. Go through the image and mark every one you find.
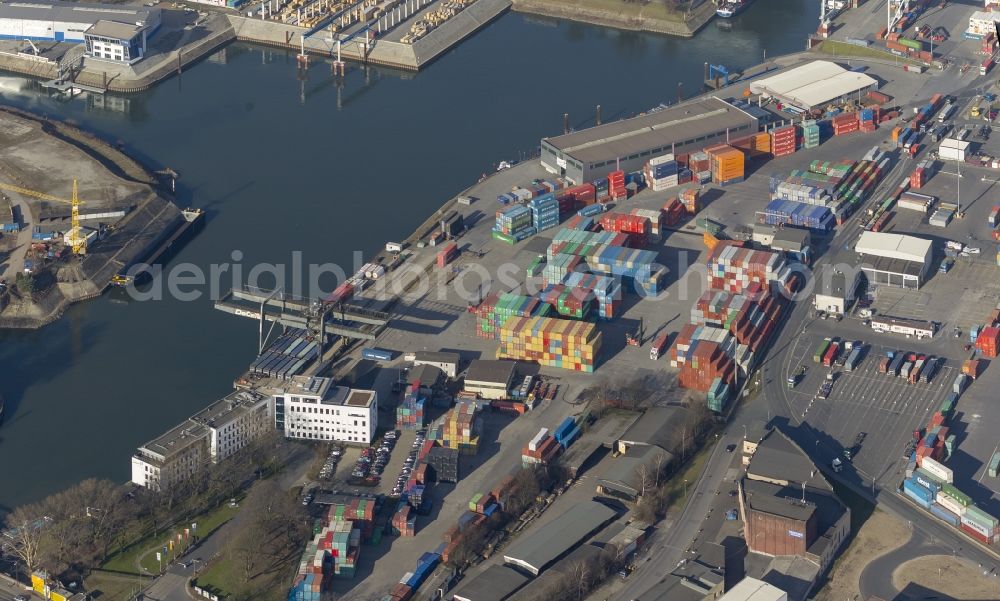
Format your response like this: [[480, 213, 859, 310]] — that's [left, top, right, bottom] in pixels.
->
[[540, 97, 758, 184], [503, 500, 618, 575], [0, 1, 160, 43], [854, 231, 933, 289], [749, 60, 878, 111]]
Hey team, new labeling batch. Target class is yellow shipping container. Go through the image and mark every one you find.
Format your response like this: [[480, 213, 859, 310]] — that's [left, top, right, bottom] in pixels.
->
[[32, 572, 48, 595]]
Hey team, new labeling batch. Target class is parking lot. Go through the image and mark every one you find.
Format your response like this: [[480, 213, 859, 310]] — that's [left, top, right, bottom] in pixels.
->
[[779, 326, 959, 483]]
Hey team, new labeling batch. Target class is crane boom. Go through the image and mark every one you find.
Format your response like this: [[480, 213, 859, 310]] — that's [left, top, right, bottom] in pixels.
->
[[0, 180, 88, 254], [0, 182, 75, 204], [69, 178, 85, 255]]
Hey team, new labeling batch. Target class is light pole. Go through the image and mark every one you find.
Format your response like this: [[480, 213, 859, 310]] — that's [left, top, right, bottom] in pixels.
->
[[684, 478, 689, 500]]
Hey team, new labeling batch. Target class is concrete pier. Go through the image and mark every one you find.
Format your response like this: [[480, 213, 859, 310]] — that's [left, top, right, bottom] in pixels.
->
[[228, 0, 511, 71]]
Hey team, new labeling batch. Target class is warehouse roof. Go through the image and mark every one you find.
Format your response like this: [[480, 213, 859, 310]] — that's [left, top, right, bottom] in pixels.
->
[[619, 406, 685, 449], [719, 576, 787, 601], [414, 350, 461, 365], [450, 564, 529, 601], [630, 545, 726, 601], [503, 500, 618, 575], [855, 231, 932, 263], [465, 359, 517, 385], [85, 20, 142, 39], [543, 97, 757, 164], [815, 262, 861, 298], [743, 479, 817, 522], [597, 445, 673, 498], [759, 556, 818, 601], [407, 364, 444, 386], [863, 256, 924, 278], [747, 429, 832, 492], [0, 0, 159, 26], [771, 227, 811, 252], [750, 60, 878, 110]]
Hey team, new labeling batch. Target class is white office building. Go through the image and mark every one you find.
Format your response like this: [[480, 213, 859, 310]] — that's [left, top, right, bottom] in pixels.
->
[[131, 390, 270, 492], [191, 390, 270, 463], [270, 376, 377, 445], [131, 421, 208, 492]]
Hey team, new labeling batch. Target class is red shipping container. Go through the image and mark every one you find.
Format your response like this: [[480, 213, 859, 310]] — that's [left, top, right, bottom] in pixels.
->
[[436, 243, 458, 268], [962, 522, 991, 545]]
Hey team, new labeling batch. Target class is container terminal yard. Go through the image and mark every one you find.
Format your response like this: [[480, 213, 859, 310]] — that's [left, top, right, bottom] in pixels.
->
[[15, 0, 1000, 599], [126, 35, 1000, 600]]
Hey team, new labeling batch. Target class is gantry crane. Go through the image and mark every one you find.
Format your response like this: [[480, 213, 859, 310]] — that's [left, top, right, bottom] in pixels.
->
[[0, 179, 88, 254]]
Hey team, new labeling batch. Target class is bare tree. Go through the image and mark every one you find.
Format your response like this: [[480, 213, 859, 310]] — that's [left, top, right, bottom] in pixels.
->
[[635, 463, 653, 498], [652, 450, 670, 488], [4, 505, 48, 578]]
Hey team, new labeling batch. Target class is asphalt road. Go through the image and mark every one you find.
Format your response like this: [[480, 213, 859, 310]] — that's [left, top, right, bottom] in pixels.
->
[[0, 577, 28, 601], [612, 434, 730, 601], [858, 528, 947, 601]]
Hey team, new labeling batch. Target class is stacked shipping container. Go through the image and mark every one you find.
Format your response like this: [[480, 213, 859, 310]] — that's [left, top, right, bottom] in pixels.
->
[[802, 120, 820, 149], [645, 154, 680, 191], [706, 242, 793, 295], [707, 145, 745, 185], [428, 399, 480, 454], [529, 194, 560, 233], [397, 383, 426, 430], [770, 125, 796, 158], [497, 315, 602, 372], [832, 112, 860, 136], [522, 427, 562, 465], [474, 292, 549, 339], [669, 323, 737, 396]]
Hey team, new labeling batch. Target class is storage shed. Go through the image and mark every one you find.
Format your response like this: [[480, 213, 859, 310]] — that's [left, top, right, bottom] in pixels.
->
[[502, 501, 618, 575], [749, 61, 878, 111], [854, 231, 932, 289]]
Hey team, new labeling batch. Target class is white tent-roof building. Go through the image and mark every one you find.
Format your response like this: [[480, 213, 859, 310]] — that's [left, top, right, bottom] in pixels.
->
[[749, 61, 879, 111], [854, 231, 933, 289]]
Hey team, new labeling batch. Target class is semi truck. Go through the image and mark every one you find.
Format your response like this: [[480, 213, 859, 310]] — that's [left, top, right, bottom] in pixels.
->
[[814, 338, 832, 363], [822, 342, 840, 367], [844, 346, 863, 372], [650, 332, 669, 361]]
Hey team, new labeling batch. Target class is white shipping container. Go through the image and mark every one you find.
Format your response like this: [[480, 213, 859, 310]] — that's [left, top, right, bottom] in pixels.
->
[[898, 198, 932, 213], [920, 456, 955, 483], [528, 428, 549, 451], [936, 492, 968, 517], [938, 147, 965, 161], [961, 514, 994, 537]]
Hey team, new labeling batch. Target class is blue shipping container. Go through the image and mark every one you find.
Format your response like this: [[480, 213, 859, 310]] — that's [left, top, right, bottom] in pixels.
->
[[362, 347, 393, 361], [560, 425, 582, 448], [931, 503, 961, 527], [903, 479, 934, 506]]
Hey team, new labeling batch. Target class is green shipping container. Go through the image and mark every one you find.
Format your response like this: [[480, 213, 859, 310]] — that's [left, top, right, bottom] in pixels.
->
[[941, 483, 972, 507], [898, 37, 922, 51], [989, 452, 1000, 478], [814, 339, 832, 363]]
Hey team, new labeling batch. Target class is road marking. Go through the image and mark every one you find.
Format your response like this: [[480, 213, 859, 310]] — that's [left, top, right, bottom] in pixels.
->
[[978, 443, 999, 485]]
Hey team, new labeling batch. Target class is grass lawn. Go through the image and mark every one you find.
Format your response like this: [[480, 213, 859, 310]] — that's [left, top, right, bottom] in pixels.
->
[[528, 0, 698, 23], [102, 501, 241, 575], [661, 442, 714, 512], [817, 40, 921, 65], [86, 570, 145, 601], [195, 551, 289, 601]]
